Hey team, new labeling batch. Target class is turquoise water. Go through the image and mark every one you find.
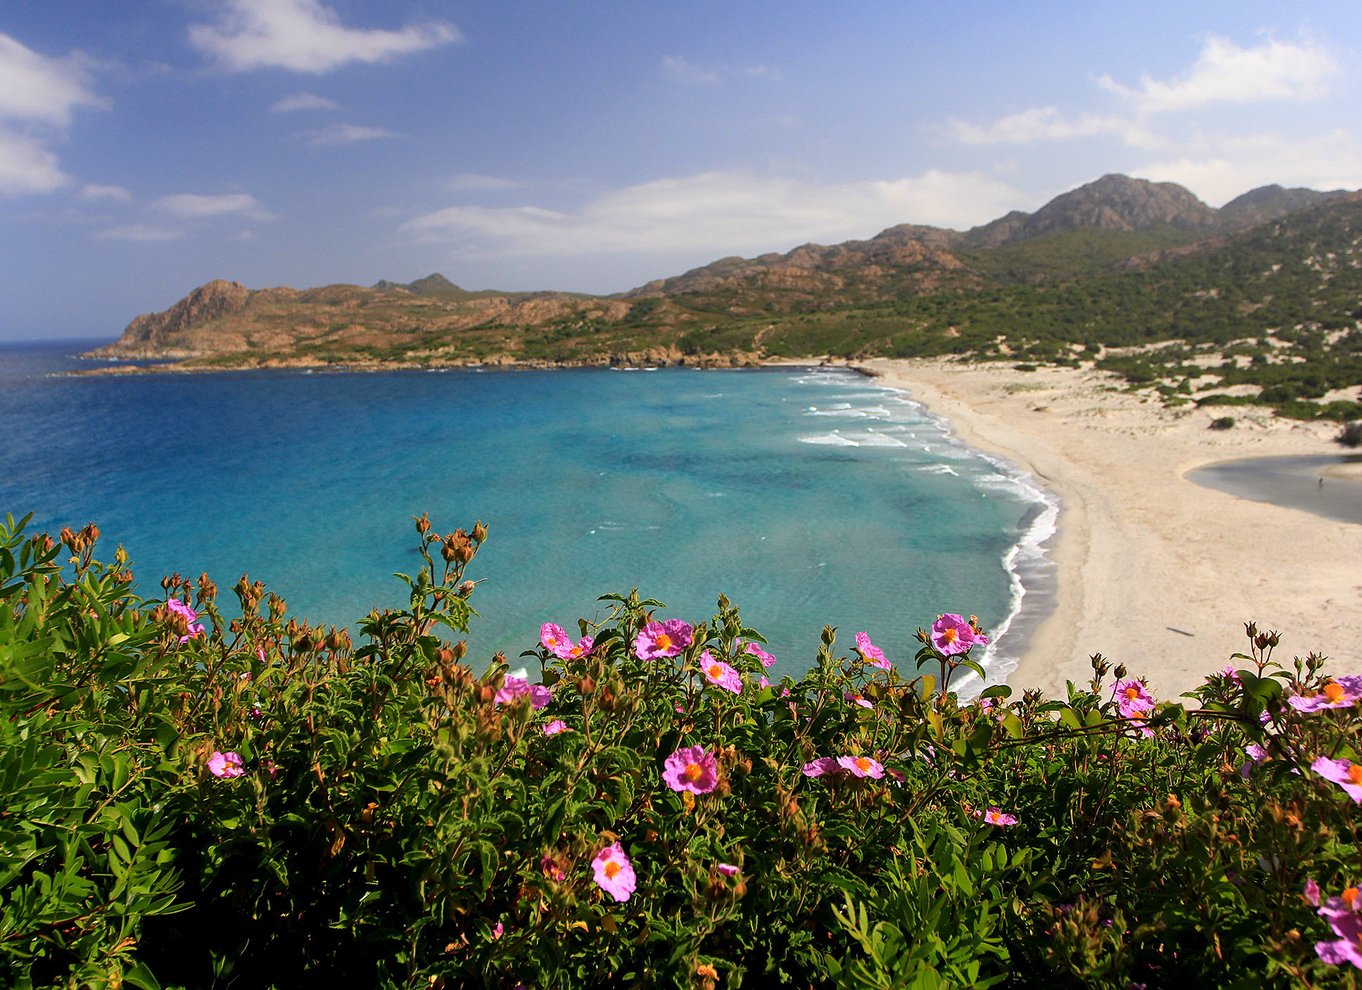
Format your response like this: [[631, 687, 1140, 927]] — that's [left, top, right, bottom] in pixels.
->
[[0, 341, 1055, 682]]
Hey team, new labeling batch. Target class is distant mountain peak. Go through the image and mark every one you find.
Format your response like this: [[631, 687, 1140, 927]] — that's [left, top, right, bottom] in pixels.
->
[[373, 273, 465, 296], [965, 174, 1218, 248]]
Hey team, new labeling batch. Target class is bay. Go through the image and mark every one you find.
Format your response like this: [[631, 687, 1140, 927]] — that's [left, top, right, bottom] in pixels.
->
[[0, 340, 1055, 683]]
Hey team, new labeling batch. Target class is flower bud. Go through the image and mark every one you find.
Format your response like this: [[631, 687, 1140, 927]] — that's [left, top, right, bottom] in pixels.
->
[[471, 521, 488, 544]]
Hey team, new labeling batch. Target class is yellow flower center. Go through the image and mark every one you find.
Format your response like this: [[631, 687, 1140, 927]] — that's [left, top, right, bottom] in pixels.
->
[[684, 762, 704, 782], [1345, 887, 1360, 907], [1325, 681, 1346, 703], [941, 628, 958, 644], [708, 664, 723, 679], [1349, 766, 1362, 785], [604, 861, 621, 880], [568, 645, 583, 657], [1124, 686, 1141, 700], [855, 757, 872, 773], [655, 633, 672, 652]]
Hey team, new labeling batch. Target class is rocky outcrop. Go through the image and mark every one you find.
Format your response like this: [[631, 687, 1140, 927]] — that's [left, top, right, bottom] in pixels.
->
[[1218, 184, 1350, 229], [965, 174, 1219, 248], [98, 279, 252, 355]]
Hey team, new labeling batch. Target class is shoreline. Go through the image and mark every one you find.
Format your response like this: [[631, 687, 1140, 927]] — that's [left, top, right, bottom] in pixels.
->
[[861, 357, 1362, 699]]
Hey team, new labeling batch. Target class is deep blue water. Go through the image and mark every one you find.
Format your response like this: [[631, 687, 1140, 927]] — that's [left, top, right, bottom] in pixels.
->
[[0, 340, 1055, 683]]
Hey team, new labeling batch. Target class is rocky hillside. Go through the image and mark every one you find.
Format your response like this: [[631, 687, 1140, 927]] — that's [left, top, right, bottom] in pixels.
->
[[88, 174, 1357, 375]]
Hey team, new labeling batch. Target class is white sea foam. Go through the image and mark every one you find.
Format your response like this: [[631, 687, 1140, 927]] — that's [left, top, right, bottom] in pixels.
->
[[860, 373, 1061, 697], [853, 431, 909, 448], [798, 432, 859, 446]]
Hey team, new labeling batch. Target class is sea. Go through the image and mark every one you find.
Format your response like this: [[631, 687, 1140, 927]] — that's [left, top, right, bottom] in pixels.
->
[[0, 339, 1057, 688]]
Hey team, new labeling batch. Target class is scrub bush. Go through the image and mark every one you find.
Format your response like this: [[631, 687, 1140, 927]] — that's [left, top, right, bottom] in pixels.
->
[[1, 512, 1359, 988]]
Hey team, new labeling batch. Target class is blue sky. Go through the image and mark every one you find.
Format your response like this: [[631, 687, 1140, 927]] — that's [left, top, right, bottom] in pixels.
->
[[2, 1, 1360, 341]]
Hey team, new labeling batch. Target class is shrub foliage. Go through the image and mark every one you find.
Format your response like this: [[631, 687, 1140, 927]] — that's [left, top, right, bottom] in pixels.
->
[[1, 512, 1359, 988]]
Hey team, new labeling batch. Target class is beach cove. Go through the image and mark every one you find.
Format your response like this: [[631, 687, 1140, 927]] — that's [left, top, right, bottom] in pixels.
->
[[865, 357, 1362, 698]]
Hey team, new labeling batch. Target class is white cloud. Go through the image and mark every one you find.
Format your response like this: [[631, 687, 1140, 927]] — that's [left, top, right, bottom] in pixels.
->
[[80, 183, 132, 202], [446, 173, 521, 192], [0, 33, 103, 125], [0, 126, 67, 195], [0, 34, 106, 197], [303, 122, 398, 146], [151, 192, 273, 221], [949, 107, 1159, 149], [400, 169, 1026, 259], [661, 54, 775, 85], [1135, 129, 1362, 205], [272, 91, 340, 112], [189, 0, 460, 73], [1099, 35, 1336, 114], [662, 55, 720, 85], [96, 224, 183, 242]]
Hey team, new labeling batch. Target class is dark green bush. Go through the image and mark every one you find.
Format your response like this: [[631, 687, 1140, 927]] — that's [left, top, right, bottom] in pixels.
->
[[2, 513, 1360, 988]]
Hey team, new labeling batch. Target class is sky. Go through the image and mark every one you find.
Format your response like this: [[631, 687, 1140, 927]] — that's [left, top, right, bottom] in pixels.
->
[[2, 1, 1360, 342]]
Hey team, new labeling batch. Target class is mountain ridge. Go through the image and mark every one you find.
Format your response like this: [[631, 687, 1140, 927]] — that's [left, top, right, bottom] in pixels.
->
[[88, 175, 1359, 384]]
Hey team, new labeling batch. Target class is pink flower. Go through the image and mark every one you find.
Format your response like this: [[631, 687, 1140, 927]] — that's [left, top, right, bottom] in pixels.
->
[[743, 641, 776, 668], [854, 631, 891, 670], [1316, 911, 1362, 968], [166, 598, 206, 643], [977, 807, 1018, 826], [1312, 756, 1362, 802], [1240, 742, 1270, 779], [1113, 678, 1154, 719], [540, 622, 573, 657], [1317, 888, 1362, 968], [208, 750, 244, 778], [591, 842, 636, 902], [496, 675, 551, 710], [662, 745, 719, 794], [931, 613, 988, 656], [1321, 886, 1362, 923], [1219, 665, 1241, 685], [717, 863, 739, 877], [802, 757, 841, 778], [837, 755, 884, 779], [700, 652, 742, 694], [844, 690, 873, 709], [1289, 676, 1362, 712], [634, 619, 692, 660], [543, 719, 570, 735], [491, 922, 504, 939], [542, 622, 595, 660], [1305, 878, 1322, 907]]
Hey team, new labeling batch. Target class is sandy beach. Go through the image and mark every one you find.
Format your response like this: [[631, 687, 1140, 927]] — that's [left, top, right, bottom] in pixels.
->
[[862, 357, 1362, 700]]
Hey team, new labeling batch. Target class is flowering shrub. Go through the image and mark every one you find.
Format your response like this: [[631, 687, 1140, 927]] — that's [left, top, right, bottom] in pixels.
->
[[1, 512, 1360, 987]]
